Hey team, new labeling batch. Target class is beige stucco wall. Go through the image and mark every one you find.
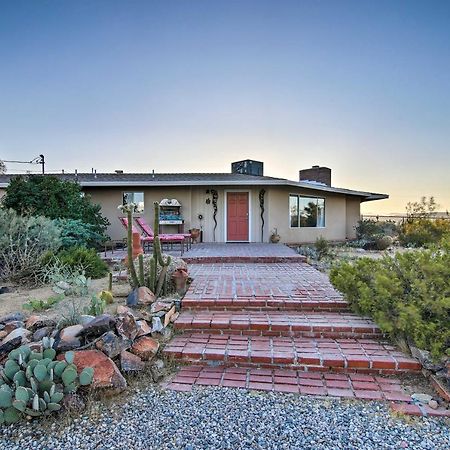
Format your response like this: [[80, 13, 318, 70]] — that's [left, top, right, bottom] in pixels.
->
[[84, 184, 361, 244]]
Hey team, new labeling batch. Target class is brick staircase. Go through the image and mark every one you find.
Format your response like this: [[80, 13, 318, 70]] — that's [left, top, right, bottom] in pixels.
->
[[163, 260, 448, 417]]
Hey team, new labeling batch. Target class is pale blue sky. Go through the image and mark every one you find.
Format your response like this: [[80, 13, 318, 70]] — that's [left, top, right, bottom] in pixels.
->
[[1, 1, 449, 213]]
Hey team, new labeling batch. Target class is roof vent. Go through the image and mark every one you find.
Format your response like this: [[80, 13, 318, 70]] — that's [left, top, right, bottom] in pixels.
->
[[231, 159, 264, 176], [299, 166, 331, 186], [115, 170, 124, 174]]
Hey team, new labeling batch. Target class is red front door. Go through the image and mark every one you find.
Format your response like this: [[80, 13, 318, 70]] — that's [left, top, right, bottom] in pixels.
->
[[227, 192, 249, 241]]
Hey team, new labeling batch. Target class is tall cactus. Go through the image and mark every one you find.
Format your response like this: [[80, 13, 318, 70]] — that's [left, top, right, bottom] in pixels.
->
[[125, 206, 140, 288]]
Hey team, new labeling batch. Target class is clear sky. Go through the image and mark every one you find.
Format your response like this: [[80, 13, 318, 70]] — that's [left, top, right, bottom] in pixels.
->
[[1, 1, 449, 214]]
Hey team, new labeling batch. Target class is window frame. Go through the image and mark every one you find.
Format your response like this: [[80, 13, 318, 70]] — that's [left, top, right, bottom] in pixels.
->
[[122, 191, 145, 214], [289, 194, 326, 229]]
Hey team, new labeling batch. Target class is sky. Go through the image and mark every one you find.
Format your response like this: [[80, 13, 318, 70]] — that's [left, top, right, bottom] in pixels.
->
[[1, 0, 449, 214]]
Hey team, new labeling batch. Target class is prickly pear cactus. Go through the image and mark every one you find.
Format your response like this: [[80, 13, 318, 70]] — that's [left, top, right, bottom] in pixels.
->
[[0, 339, 94, 425]]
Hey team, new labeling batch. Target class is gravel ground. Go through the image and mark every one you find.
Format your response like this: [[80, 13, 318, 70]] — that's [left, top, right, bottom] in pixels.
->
[[0, 386, 449, 450]]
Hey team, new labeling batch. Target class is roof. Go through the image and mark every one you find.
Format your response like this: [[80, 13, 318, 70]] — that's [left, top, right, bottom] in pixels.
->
[[0, 172, 388, 202]]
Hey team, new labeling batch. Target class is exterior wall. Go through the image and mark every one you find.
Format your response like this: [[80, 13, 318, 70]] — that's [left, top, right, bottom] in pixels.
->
[[84, 184, 361, 244], [265, 186, 362, 244]]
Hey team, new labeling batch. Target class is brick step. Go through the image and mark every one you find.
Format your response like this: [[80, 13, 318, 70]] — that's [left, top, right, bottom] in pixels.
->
[[182, 297, 349, 312], [165, 366, 450, 418], [164, 334, 421, 374], [174, 311, 382, 339], [184, 256, 307, 264]]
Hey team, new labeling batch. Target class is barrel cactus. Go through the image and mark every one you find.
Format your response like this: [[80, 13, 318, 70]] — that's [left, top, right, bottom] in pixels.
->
[[0, 339, 94, 425]]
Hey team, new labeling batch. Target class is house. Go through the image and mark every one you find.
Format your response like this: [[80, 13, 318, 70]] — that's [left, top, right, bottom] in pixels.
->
[[0, 160, 388, 244]]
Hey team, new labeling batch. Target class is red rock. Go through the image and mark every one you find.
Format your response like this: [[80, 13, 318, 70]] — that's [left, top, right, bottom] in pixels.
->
[[164, 306, 176, 327], [131, 336, 159, 361], [136, 320, 151, 337], [25, 315, 56, 332], [137, 287, 156, 305], [3, 321, 24, 334], [116, 311, 138, 340], [59, 350, 127, 393], [120, 350, 145, 372], [60, 324, 83, 340]]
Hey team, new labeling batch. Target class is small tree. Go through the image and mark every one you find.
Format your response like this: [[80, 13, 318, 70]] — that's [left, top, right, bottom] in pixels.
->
[[0, 160, 6, 174], [1, 175, 109, 241]]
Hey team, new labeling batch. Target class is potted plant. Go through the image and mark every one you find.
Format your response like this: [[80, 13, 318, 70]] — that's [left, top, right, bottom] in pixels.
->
[[270, 228, 281, 243]]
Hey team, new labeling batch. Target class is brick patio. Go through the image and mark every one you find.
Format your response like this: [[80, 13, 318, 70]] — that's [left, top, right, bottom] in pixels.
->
[[161, 245, 448, 417]]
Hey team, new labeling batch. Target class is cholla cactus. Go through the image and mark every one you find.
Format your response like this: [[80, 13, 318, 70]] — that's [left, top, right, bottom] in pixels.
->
[[0, 340, 94, 425]]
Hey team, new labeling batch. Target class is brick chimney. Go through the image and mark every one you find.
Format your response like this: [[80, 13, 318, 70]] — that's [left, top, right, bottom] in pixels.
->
[[299, 165, 331, 186]]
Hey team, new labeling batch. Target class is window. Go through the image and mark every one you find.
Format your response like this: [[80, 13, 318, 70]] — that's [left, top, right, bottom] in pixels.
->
[[289, 195, 325, 228], [123, 192, 144, 213]]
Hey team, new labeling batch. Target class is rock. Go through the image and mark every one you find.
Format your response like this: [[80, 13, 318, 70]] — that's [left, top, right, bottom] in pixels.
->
[[25, 315, 56, 332], [60, 350, 127, 393], [79, 315, 95, 326], [170, 312, 180, 323], [410, 346, 444, 372], [0, 330, 7, 340], [2, 327, 31, 344], [126, 289, 138, 307], [120, 350, 145, 372], [0, 336, 22, 361], [151, 301, 173, 314], [95, 331, 132, 358], [32, 326, 53, 341], [80, 314, 115, 337], [136, 320, 152, 337], [62, 393, 86, 412], [116, 312, 138, 341], [428, 400, 438, 409], [150, 358, 165, 382], [60, 324, 83, 340], [0, 312, 24, 324], [151, 317, 163, 333], [137, 286, 156, 305], [160, 327, 173, 341], [2, 321, 24, 334], [130, 336, 159, 361], [0, 286, 11, 294], [164, 306, 176, 327], [411, 393, 433, 404], [55, 280, 71, 291], [117, 305, 143, 319], [29, 342, 43, 352], [56, 337, 81, 351]]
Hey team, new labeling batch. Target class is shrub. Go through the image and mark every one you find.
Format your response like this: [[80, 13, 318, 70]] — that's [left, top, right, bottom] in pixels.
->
[[375, 235, 393, 250], [399, 218, 450, 247], [53, 218, 107, 250], [0, 341, 93, 424], [314, 236, 330, 260], [0, 209, 61, 283], [52, 247, 108, 280], [2, 175, 109, 239], [23, 295, 64, 312], [84, 294, 106, 316], [329, 242, 450, 359]]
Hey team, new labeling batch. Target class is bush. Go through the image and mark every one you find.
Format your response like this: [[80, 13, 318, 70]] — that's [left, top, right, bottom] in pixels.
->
[[329, 242, 450, 359], [55, 247, 109, 279], [23, 295, 64, 312], [2, 175, 109, 239], [314, 236, 330, 260], [399, 218, 450, 247], [53, 218, 107, 250], [0, 209, 61, 283]]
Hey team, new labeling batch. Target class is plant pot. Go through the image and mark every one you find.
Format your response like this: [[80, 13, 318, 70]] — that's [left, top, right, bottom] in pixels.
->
[[190, 228, 201, 243], [270, 234, 281, 244]]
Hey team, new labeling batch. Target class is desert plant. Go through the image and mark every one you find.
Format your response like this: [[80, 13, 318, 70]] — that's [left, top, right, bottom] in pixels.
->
[[53, 218, 107, 250], [0, 209, 61, 283], [330, 240, 450, 360], [23, 295, 64, 312], [84, 294, 106, 316], [55, 247, 108, 279], [0, 340, 94, 425], [314, 236, 331, 260], [2, 175, 109, 238]]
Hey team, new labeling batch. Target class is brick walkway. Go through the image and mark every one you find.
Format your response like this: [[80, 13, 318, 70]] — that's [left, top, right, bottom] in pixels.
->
[[163, 252, 449, 417]]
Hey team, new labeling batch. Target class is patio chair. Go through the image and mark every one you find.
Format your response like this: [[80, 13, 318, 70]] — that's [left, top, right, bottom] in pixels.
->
[[134, 217, 186, 255], [118, 217, 153, 252]]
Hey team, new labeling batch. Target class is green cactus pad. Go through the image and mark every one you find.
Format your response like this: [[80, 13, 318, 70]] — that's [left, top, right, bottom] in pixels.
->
[[27, 359, 39, 370], [38, 397, 47, 412], [33, 364, 48, 382], [54, 360, 67, 377], [43, 391, 51, 403], [79, 367, 94, 386], [32, 393, 39, 411], [50, 392, 64, 403], [29, 351, 43, 361], [24, 407, 42, 417], [63, 383, 77, 394], [46, 402, 61, 412], [0, 410, 4, 425], [3, 406, 21, 424], [30, 377, 38, 393], [12, 399, 26, 412], [15, 386, 29, 403], [65, 351, 75, 365], [13, 370, 26, 387], [61, 366, 77, 386], [0, 385, 13, 408], [4, 360, 20, 380], [39, 380, 55, 393], [47, 361, 58, 370]]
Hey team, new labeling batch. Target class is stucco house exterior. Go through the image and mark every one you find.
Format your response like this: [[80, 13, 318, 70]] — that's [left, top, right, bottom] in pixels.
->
[[0, 160, 388, 244]]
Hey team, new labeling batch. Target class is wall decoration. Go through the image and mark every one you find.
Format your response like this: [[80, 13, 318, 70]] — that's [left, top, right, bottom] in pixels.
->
[[211, 189, 218, 242], [259, 189, 266, 242]]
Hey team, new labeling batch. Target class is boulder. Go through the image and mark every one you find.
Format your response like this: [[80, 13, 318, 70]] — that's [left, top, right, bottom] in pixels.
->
[[62, 350, 127, 393], [80, 314, 115, 337], [3, 321, 25, 334], [116, 305, 143, 320], [116, 312, 138, 341], [95, 331, 132, 358], [136, 320, 152, 337], [164, 306, 176, 327], [0, 336, 22, 362], [410, 346, 445, 372], [56, 324, 83, 351], [151, 317, 163, 333], [60, 324, 83, 340], [79, 315, 95, 326], [0, 312, 24, 324], [25, 315, 56, 332], [2, 327, 31, 344], [150, 301, 174, 314], [150, 359, 165, 382], [120, 350, 145, 372], [32, 326, 53, 342], [411, 393, 433, 404], [126, 289, 138, 307], [130, 336, 159, 361], [0, 330, 7, 340], [137, 287, 156, 305]]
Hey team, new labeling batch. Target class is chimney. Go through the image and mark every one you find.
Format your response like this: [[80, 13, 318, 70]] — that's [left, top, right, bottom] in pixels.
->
[[299, 165, 331, 186]]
